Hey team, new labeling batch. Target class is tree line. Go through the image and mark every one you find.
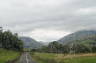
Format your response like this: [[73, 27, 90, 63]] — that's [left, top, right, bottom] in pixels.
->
[[34, 41, 96, 54], [0, 27, 23, 51]]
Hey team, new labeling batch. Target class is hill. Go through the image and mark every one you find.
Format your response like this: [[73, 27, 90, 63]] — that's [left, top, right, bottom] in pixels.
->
[[58, 30, 96, 45], [20, 37, 43, 49]]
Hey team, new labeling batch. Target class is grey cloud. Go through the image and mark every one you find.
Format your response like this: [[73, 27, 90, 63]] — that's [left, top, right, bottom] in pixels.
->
[[0, 0, 96, 41]]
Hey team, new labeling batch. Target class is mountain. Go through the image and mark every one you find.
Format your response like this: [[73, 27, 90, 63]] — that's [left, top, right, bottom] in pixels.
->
[[38, 41, 48, 45], [58, 30, 96, 45], [20, 37, 43, 49]]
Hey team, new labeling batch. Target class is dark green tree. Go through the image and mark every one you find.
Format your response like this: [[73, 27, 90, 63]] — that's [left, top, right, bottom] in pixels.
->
[[0, 27, 23, 51]]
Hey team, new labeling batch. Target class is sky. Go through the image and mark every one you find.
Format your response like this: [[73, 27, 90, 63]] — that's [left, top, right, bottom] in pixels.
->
[[0, 0, 96, 42]]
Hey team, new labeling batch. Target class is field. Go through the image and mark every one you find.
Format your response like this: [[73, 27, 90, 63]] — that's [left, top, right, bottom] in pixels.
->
[[31, 52, 96, 63], [0, 48, 20, 63]]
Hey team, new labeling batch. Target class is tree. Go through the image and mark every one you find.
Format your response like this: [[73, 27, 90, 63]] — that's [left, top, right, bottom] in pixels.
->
[[47, 41, 64, 53], [69, 43, 90, 53], [0, 28, 23, 51]]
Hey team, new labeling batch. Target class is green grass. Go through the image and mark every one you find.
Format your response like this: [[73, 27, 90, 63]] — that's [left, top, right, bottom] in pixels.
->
[[31, 53, 57, 63], [0, 48, 20, 63], [64, 56, 96, 63], [31, 52, 96, 63]]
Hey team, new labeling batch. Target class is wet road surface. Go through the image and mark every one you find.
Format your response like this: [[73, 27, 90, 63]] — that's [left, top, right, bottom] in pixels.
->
[[16, 52, 36, 63]]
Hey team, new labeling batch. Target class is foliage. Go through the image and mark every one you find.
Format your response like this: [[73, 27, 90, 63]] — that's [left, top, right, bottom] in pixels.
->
[[0, 27, 23, 51], [38, 40, 96, 54]]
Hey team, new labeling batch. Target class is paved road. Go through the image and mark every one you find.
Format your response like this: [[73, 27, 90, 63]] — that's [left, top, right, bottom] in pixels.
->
[[16, 52, 36, 63]]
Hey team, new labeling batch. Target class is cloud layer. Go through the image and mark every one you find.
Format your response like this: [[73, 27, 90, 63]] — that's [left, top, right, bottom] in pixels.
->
[[0, 0, 96, 42]]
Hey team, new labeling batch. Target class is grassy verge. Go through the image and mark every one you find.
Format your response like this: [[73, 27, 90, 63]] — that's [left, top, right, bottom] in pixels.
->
[[0, 48, 20, 63], [31, 52, 96, 63]]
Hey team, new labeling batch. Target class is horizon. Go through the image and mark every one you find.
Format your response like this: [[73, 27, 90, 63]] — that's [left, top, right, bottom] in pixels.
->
[[2, 28, 96, 42], [20, 29, 96, 42], [0, 0, 96, 42]]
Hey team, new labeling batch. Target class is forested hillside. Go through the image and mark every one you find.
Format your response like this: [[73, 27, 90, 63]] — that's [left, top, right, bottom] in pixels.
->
[[58, 30, 96, 44], [37, 30, 96, 54]]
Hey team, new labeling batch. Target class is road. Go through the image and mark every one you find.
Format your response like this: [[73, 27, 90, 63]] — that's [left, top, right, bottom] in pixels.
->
[[16, 52, 36, 63]]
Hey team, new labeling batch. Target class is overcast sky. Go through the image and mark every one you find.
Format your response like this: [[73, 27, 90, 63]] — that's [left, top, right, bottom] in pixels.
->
[[0, 0, 96, 42]]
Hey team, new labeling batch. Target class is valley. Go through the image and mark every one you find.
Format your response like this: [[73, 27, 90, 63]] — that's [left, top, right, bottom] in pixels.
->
[[1, 29, 96, 63], [0, 0, 96, 63]]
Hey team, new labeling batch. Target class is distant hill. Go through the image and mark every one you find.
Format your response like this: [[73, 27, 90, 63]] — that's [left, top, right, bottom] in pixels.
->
[[58, 30, 96, 45], [38, 41, 50, 45], [20, 37, 43, 49]]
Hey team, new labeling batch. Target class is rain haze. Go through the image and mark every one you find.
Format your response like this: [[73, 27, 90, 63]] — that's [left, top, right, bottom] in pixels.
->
[[0, 0, 96, 42]]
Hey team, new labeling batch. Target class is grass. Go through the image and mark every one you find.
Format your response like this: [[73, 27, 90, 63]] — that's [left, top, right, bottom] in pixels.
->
[[64, 56, 96, 63], [0, 48, 20, 63], [31, 52, 96, 63]]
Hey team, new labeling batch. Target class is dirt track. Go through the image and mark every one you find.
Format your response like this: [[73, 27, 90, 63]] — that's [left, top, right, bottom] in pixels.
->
[[16, 52, 36, 63]]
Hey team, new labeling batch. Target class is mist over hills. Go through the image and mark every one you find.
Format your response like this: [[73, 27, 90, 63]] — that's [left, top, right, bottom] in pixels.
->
[[19, 30, 96, 49], [20, 36, 43, 49], [58, 30, 96, 45]]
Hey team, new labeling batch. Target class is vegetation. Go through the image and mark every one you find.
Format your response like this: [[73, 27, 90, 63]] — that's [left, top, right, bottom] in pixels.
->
[[0, 27, 23, 63], [58, 30, 96, 45], [36, 30, 96, 54], [36, 41, 96, 54], [32, 52, 96, 63], [31, 36, 96, 63], [0, 27, 23, 51], [0, 48, 20, 63]]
